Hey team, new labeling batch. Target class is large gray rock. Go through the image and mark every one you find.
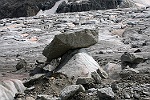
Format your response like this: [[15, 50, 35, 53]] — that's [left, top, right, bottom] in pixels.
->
[[43, 29, 98, 62], [55, 48, 107, 79], [60, 85, 85, 100], [97, 87, 115, 99]]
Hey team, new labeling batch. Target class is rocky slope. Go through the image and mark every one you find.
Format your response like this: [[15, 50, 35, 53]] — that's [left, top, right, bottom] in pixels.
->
[[0, 0, 59, 19], [0, 0, 120, 19], [0, 2, 150, 100], [56, 0, 118, 13]]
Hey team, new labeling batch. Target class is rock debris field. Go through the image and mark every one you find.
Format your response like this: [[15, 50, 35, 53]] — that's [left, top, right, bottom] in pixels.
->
[[0, 6, 150, 100]]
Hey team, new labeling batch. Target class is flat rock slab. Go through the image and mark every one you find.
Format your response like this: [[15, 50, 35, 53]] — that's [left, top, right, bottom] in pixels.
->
[[43, 29, 98, 62]]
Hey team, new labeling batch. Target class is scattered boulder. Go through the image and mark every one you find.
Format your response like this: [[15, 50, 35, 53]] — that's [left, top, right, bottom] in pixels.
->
[[121, 52, 144, 69], [97, 87, 115, 100], [43, 29, 98, 62], [60, 85, 85, 100]]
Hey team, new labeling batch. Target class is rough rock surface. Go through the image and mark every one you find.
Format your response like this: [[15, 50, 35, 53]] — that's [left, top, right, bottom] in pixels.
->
[[43, 29, 98, 62], [60, 85, 85, 100], [56, 0, 118, 13], [121, 52, 144, 69], [97, 87, 115, 99], [56, 48, 107, 79], [0, 3, 150, 100]]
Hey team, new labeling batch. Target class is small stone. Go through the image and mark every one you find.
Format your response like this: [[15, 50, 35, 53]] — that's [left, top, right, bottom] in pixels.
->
[[97, 68, 108, 79], [88, 88, 97, 93], [60, 85, 85, 100], [15, 59, 27, 70], [120, 68, 139, 78], [143, 91, 150, 96], [124, 92, 130, 99], [23, 74, 44, 87], [37, 95, 60, 100], [76, 77, 94, 85], [133, 92, 140, 99], [97, 87, 115, 99], [91, 71, 101, 84], [26, 97, 35, 100]]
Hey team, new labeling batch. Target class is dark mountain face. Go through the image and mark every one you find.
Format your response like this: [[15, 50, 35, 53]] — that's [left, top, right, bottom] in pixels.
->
[[0, 0, 119, 19], [0, 0, 59, 19], [56, 0, 118, 13]]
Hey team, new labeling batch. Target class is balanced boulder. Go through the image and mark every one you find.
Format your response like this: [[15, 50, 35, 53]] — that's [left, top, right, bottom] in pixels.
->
[[43, 29, 98, 62]]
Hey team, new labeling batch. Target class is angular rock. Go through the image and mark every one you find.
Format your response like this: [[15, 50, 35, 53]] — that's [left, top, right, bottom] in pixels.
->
[[23, 74, 44, 88], [121, 52, 144, 69], [91, 71, 101, 84], [97, 68, 108, 79], [97, 87, 115, 99], [124, 92, 130, 99], [76, 77, 94, 85], [15, 59, 27, 70], [37, 95, 60, 100], [56, 48, 107, 79], [60, 85, 85, 100], [43, 29, 98, 62]]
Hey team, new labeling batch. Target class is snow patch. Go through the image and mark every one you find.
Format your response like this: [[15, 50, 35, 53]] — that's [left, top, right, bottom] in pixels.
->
[[36, 0, 68, 16]]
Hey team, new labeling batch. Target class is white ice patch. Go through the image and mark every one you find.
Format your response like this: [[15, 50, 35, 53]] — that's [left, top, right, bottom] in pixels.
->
[[130, 0, 150, 7], [36, 0, 68, 16]]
